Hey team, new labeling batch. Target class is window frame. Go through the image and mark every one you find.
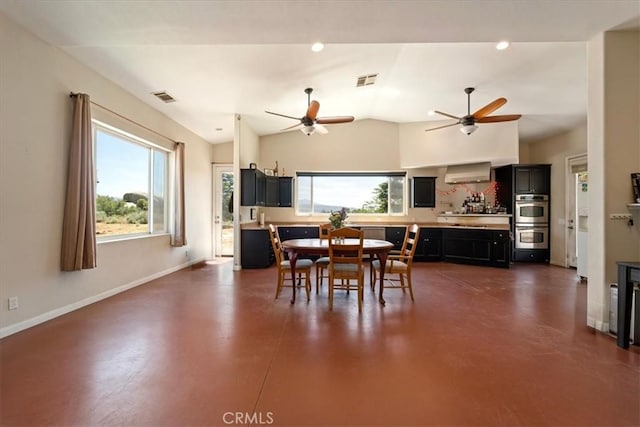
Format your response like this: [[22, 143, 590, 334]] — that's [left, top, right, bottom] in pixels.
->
[[92, 120, 171, 241], [295, 171, 407, 217]]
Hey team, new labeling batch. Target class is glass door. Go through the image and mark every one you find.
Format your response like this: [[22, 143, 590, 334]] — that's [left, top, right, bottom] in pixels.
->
[[213, 164, 234, 257]]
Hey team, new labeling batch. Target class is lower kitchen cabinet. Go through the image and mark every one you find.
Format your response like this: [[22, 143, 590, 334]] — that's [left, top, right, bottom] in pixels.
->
[[277, 226, 319, 241], [241, 229, 274, 268], [442, 228, 510, 268], [492, 231, 511, 268], [513, 248, 549, 263], [416, 228, 442, 261], [385, 226, 407, 250]]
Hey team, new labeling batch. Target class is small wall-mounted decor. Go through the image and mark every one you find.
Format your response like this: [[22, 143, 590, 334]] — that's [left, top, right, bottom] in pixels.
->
[[249, 162, 257, 170]]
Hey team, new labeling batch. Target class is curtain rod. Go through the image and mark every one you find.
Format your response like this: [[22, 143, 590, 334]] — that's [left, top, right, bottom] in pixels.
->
[[70, 92, 178, 144]]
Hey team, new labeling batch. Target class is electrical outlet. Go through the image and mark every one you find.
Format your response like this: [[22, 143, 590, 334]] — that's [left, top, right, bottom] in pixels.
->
[[185, 249, 189, 258], [8, 296, 18, 310], [609, 213, 633, 220]]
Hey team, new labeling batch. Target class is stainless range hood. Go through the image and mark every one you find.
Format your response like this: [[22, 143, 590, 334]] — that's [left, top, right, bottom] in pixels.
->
[[444, 162, 491, 184]]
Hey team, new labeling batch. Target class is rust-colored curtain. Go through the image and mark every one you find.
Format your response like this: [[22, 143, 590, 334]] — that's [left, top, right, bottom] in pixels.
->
[[171, 142, 186, 247], [61, 93, 96, 271]]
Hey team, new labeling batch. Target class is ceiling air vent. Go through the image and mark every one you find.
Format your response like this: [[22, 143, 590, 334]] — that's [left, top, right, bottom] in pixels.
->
[[356, 73, 378, 87], [151, 91, 176, 103]]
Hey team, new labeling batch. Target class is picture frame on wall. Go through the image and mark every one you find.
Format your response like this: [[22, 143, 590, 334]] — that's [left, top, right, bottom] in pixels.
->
[[631, 173, 640, 203]]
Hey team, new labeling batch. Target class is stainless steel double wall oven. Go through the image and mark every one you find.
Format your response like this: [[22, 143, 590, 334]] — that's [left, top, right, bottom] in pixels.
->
[[514, 194, 549, 250]]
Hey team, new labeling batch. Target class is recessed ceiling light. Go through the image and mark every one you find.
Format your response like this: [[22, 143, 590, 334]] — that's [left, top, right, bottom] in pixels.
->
[[496, 41, 510, 50], [311, 42, 324, 52], [427, 110, 436, 116]]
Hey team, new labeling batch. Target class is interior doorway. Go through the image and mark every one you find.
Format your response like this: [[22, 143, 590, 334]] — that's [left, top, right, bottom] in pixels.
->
[[213, 164, 234, 257], [565, 154, 587, 268]]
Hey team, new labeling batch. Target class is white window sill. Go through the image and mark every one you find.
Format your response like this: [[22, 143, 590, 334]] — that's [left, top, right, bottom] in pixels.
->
[[97, 232, 170, 244]]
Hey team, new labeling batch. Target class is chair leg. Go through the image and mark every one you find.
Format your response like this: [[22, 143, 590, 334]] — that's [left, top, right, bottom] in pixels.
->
[[315, 264, 320, 294], [406, 271, 414, 301], [399, 273, 406, 293], [328, 273, 334, 311], [275, 271, 283, 299], [305, 271, 311, 303]]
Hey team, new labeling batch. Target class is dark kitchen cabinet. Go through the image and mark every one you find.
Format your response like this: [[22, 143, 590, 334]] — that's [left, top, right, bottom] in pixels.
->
[[416, 227, 442, 261], [242, 169, 293, 208], [385, 226, 407, 250], [241, 229, 274, 268], [442, 229, 510, 268], [278, 177, 293, 207], [265, 176, 279, 207], [277, 226, 319, 241], [241, 168, 266, 206], [514, 165, 550, 194], [491, 230, 511, 268], [412, 177, 436, 208]]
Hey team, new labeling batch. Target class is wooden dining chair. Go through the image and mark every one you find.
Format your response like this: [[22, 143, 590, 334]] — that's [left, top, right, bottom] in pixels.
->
[[268, 224, 312, 302], [328, 227, 365, 312], [371, 224, 420, 301], [315, 223, 332, 294]]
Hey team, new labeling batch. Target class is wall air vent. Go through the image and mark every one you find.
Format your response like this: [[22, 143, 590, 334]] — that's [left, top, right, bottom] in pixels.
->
[[151, 91, 176, 103], [356, 73, 378, 87]]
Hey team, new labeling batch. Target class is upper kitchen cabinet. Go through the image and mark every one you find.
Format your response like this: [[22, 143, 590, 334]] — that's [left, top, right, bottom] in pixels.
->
[[241, 168, 266, 206], [412, 177, 436, 208], [495, 164, 551, 197], [242, 169, 293, 207], [265, 176, 279, 207], [278, 177, 293, 207], [514, 165, 551, 194]]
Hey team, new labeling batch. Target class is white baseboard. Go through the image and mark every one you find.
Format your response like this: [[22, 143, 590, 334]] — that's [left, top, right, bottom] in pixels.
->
[[0, 257, 206, 339], [587, 316, 608, 333]]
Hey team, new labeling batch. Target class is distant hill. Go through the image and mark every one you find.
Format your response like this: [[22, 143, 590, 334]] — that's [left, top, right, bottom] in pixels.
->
[[298, 200, 357, 213]]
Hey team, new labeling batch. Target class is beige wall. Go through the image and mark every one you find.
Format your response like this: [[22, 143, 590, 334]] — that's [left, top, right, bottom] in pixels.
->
[[0, 14, 214, 335], [399, 120, 519, 168], [528, 122, 588, 266], [211, 141, 233, 163]]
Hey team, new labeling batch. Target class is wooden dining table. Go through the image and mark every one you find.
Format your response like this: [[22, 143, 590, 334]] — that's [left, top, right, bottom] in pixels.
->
[[281, 238, 395, 305]]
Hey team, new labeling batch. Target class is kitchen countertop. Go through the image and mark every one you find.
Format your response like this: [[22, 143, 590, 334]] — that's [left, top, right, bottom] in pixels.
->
[[241, 222, 510, 231]]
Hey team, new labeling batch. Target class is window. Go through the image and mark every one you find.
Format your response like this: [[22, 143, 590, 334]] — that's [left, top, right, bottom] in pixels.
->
[[94, 122, 169, 238], [296, 172, 406, 215]]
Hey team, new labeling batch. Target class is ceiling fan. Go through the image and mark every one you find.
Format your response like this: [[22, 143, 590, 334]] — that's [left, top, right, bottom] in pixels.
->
[[265, 88, 354, 136], [425, 87, 521, 135]]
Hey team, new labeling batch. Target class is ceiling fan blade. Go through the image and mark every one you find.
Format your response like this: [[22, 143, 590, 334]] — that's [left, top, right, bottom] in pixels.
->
[[472, 97, 507, 119], [314, 124, 329, 134], [476, 114, 522, 123], [306, 100, 320, 121], [281, 122, 303, 131], [433, 110, 461, 120], [315, 116, 355, 125], [265, 110, 301, 121], [425, 122, 460, 132]]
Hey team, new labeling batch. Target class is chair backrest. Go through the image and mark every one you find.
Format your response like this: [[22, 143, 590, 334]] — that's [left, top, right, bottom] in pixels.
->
[[328, 227, 364, 273], [268, 224, 284, 265], [319, 223, 332, 241], [399, 224, 420, 263]]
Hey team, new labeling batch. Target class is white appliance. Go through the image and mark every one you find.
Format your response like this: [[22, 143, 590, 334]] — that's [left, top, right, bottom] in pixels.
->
[[576, 172, 588, 279]]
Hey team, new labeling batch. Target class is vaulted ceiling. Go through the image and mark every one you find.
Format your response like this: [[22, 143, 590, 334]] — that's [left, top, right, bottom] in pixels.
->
[[2, 0, 638, 143]]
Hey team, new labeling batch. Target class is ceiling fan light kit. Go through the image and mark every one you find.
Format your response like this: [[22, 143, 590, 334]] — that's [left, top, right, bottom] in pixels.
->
[[425, 86, 521, 135], [460, 123, 478, 135], [301, 125, 315, 136]]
